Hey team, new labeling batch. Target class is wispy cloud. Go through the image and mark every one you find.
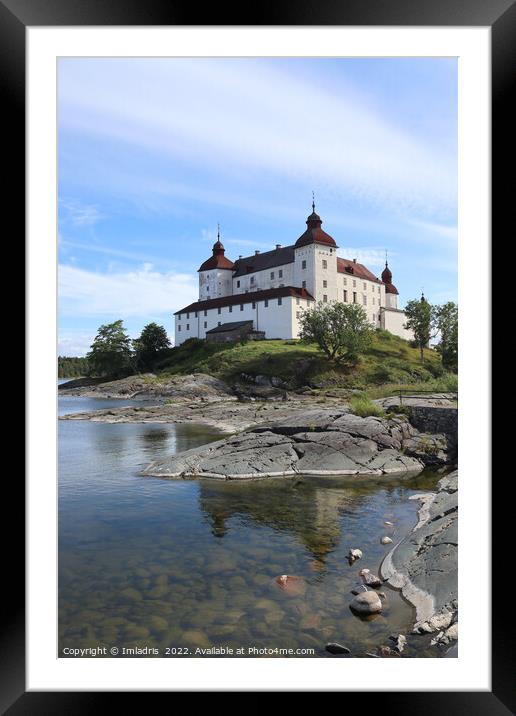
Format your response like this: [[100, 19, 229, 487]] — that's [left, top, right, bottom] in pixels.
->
[[59, 199, 105, 227], [59, 263, 197, 318], [59, 59, 456, 221]]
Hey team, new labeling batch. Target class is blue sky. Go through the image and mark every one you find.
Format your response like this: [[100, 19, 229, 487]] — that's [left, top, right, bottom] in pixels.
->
[[58, 57, 457, 356]]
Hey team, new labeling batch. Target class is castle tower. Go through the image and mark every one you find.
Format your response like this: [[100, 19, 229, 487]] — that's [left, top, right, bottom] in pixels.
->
[[197, 228, 234, 300], [293, 200, 338, 303], [381, 260, 399, 309]]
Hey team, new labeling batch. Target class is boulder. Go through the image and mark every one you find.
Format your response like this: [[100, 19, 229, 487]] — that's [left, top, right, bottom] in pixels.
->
[[350, 590, 383, 615]]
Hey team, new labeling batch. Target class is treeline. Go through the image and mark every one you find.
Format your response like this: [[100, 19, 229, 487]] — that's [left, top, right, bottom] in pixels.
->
[[85, 320, 172, 378], [58, 356, 90, 378]]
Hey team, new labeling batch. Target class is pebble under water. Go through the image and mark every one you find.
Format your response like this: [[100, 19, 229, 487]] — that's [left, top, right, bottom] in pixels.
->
[[59, 396, 445, 658]]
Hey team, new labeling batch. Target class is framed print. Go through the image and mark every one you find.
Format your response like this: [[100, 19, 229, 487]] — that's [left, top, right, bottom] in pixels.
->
[[5, 0, 512, 708]]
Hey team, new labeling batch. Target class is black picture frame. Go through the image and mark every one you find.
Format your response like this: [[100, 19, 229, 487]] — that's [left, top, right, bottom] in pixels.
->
[[7, 0, 510, 709]]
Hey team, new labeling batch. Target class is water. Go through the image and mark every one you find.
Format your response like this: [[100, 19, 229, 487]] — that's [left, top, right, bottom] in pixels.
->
[[59, 393, 444, 658]]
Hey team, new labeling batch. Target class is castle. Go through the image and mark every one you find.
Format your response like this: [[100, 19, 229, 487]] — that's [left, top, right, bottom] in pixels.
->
[[174, 203, 413, 345]]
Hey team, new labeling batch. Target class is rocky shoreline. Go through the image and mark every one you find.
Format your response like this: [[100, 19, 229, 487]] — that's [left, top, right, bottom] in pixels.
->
[[381, 469, 458, 649]]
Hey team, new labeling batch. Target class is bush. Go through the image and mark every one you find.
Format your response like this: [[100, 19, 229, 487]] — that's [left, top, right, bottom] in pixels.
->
[[348, 394, 385, 418]]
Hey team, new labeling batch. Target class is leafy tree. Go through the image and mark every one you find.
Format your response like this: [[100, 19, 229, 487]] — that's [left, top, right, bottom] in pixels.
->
[[86, 320, 133, 378], [299, 302, 372, 362], [404, 296, 436, 363], [435, 302, 458, 372], [133, 322, 171, 371]]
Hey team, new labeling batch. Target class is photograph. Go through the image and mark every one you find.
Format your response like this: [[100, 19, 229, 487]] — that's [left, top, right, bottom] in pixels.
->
[[56, 56, 459, 661]]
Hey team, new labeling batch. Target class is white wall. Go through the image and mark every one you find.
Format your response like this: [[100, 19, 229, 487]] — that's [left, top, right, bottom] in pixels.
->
[[232, 262, 293, 295], [198, 268, 233, 300], [175, 295, 303, 344], [380, 308, 414, 341]]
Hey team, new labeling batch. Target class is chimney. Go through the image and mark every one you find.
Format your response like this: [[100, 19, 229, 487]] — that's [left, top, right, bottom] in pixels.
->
[[353, 258, 357, 263], [255, 250, 260, 255], [276, 244, 282, 250], [238, 255, 242, 260]]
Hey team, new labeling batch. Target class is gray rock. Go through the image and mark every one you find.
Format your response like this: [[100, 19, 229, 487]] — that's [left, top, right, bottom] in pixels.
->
[[381, 470, 458, 632], [380, 536, 393, 545], [350, 591, 382, 615], [325, 643, 351, 655], [143, 409, 426, 480], [359, 569, 382, 588]]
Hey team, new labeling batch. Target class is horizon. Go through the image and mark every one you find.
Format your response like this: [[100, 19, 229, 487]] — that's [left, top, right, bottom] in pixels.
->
[[58, 57, 457, 356]]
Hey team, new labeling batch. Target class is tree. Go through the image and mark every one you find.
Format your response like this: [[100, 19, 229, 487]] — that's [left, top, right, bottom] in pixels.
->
[[299, 302, 372, 362], [435, 302, 458, 372], [404, 296, 436, 363], [133, 322, 171, 371], [86, 320, 133, 378]]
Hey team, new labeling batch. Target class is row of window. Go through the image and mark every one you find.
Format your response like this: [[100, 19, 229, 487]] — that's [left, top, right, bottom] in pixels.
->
[[342, 277, 381, 292], [177, 297, 290, 329]]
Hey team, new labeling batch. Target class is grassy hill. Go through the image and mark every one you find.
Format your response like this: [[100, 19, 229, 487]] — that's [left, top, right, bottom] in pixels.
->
[[153, 331, 457, 398]]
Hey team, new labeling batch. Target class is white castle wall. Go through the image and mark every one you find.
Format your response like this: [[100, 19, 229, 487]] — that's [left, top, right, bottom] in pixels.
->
[[232, 262, 294, 294], [198, 268, 233, 300], [380, 308, 414, 341]]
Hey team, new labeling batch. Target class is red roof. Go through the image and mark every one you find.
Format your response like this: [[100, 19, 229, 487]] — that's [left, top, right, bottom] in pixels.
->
[[198, 239, 234, 272], [175, 286, 315, 315], [337, 257, 381, 283], [294, 209, 337, 249], [385, 283, 399, 295], [198, 254, 234, 271]]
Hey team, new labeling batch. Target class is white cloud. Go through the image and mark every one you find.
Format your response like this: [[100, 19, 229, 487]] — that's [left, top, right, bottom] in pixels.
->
[[60, 199, 105, 227], [59, 59, 456, 220], [59, 263, 198, 318], [58, 332, 95, 357]]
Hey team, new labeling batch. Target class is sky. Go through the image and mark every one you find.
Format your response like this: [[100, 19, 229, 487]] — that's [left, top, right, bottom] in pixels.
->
[[58, 57, 457, 356]]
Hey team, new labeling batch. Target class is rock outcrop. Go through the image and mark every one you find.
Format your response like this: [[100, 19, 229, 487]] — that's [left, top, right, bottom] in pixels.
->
[[142, 408, 426, 479], [59, 373, 236, 402], [380, 470, 458, 636]]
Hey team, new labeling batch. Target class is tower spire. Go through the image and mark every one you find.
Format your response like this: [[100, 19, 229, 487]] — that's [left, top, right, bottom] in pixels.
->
[[312, 190, 315, 213]]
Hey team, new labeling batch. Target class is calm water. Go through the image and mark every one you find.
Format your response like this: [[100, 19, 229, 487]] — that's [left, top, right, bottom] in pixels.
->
[[59, 393, 444, 658]]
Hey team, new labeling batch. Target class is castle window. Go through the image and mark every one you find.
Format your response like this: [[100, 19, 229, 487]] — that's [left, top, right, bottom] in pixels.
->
[[302, 280, 306, 289], [186, 312, 190, 319], [204, 310, 207, 316], [278, 297, 282, 306], [323, 280, 327, 288], [186, 324, 189, 330], [250, 276, 255, 284], [372, 314, 375, 323], [322, 260, 327, 269], [207, 285, 209, 292], [240, 304, 244, 311], [252, 301, 256, 309], [353, 280, 356, 287], [363, 295, 367, 305], [296, 298, 300, 305], [204, 321, 207, 328], [264, 300, 269, 308], [218, 307, 221, 314], [378, 286, 381, 293], [344, 290, 348, 302], [178, 325, 181, 331], [343, 277, 347, 285], [323, 295, 328, 303], [195, 311, 198, 318], [270, 272, 274, 279], [363, 282, 366, 290], [372, 297, 375, 305], [353, 292, 357, 303], [229, 306, 233, 313], [279, 270, 283, 278], [302, 260, 306, 269], [237, 280, 240, 288], [218, 321, 221, 326]]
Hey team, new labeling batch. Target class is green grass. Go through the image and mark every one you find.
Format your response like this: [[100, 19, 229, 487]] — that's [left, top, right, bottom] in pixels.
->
[[151, 332, 456, 394], [348, 394, 386, 418]]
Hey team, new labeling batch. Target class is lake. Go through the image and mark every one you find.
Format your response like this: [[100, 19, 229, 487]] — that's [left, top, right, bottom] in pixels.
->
[[58, 391, 444, 658]]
